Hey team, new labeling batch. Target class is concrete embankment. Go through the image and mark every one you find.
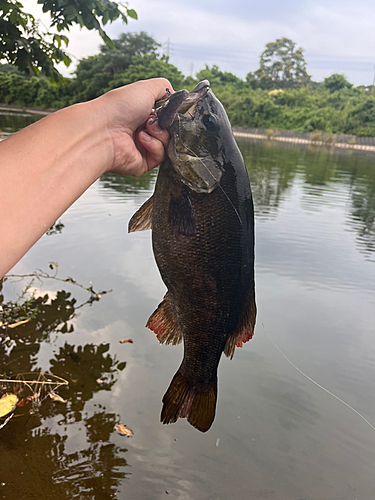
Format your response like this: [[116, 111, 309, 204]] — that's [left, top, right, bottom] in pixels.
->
[[0, 104, 55, 115], [233, 129, 375, 152]]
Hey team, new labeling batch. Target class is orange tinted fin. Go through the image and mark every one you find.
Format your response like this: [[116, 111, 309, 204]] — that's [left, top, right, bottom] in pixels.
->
[[161, 369, 217, 432], [224, 288, 257, 359], [128, 195, 154, 232], [146, 293, 182, 345]]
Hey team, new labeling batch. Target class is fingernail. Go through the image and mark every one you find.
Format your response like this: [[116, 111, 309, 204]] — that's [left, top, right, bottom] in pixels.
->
[[150, 121, 163, 134]]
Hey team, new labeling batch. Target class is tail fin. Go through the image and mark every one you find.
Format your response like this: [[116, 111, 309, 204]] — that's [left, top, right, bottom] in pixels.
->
[[161, 368, 217, 432]]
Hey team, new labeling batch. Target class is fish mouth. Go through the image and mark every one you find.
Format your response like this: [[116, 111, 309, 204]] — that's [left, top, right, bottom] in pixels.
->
[[177, 80, 210, 118], [154, 80, 210, 129]]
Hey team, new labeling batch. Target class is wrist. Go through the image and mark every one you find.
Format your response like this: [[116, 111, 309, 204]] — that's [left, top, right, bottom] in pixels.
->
[[63, 99, 115, 179]]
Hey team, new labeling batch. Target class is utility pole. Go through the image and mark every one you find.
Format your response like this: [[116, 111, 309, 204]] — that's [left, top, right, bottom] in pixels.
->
[[189, 62, 194, 77]]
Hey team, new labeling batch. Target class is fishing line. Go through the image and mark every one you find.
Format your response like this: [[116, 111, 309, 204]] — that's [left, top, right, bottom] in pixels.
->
[[175, 114, 243, 227], [264, 326, 375, 433]]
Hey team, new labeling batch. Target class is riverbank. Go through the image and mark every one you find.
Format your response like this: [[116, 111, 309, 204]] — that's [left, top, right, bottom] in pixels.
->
[[232, 127, 375, 152], [2, 104, 375, 152], [0, 103, 55, 116]]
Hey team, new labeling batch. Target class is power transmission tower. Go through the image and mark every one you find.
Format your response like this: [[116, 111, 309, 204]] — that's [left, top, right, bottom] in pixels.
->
[[164, 38, 172, 59]]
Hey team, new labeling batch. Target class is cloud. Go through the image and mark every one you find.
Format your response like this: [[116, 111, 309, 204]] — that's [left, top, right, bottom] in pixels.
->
[[24, 0, 375, 85]]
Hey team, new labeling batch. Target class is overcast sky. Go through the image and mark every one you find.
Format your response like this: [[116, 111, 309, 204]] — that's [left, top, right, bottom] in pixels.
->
[[26, 0, 374, 85]]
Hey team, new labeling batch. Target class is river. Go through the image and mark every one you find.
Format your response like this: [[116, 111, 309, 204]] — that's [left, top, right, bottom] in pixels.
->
[[1, 110, 375, 499]]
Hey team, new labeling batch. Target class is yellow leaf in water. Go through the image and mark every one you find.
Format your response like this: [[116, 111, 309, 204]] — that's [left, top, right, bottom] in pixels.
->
[[8, 318, 30, 329], [0, 394, 18, 418], [114, 423, 134, 437]]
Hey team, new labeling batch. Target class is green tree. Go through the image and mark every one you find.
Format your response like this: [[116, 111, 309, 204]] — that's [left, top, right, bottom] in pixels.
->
[[0, 0, 137, 81], [195, 64, 244, 87], [108, 54, 184, 91], [323, 73, 352, 93], [247, 37, 311, 90], [73, 31, 159, 101]]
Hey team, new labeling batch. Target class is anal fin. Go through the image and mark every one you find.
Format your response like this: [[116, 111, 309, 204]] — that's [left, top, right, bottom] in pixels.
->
[[128, 195, 154, 232], [224, 288, 257, 359], [146, 292, 182, 345]]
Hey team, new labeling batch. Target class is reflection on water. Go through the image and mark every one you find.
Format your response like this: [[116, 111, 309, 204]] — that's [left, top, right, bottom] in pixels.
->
[[1, 112, 375, 500], [0, 281, 127, 499], [0, 110, 40, 140], [242, 140, 375, 262]]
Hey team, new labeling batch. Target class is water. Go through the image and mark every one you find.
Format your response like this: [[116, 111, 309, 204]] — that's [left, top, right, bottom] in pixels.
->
[[1, 113, 375, 499]]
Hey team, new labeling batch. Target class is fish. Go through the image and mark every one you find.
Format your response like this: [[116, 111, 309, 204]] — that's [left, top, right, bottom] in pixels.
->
[[128, 81, 256, 432]]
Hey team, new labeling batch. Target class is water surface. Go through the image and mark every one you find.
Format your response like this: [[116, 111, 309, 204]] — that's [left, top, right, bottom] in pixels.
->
[[1, 113, 375, 499]]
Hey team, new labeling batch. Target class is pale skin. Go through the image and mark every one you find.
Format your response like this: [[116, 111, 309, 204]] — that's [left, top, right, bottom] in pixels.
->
[[0, 78, 173, 278]]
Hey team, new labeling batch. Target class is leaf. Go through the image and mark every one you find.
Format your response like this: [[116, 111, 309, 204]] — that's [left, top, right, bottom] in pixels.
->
[[8, 318, 30, 329], [54, 34, 61, 48], [127, 9, 138, 20], [49, 391, 67, 403], [0, 394, 18, 418], [115, 423, 133, 437], [63, 54, 72, 67], [99, 28, 115, 49]]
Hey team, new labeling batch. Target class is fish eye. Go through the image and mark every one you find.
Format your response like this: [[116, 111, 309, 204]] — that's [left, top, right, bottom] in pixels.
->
[[202, 114, 218, 131]]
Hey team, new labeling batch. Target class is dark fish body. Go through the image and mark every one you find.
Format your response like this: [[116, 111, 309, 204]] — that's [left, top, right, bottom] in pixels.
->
[[129, 83, 256, 432]]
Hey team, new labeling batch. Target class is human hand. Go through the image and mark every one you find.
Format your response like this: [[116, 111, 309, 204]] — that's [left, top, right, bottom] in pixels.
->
[[94, 78, 173, 177]]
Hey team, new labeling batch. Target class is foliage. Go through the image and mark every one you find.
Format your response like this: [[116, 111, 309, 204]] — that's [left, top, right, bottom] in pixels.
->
[[0, 0, 137, 81], [195, 64, 244, 87], [323, 73, 353, 93], [108, 54, 184, 92], [1, 31, 375, 137], [73, 31, 160, 100], [247, 37, 311, 90]]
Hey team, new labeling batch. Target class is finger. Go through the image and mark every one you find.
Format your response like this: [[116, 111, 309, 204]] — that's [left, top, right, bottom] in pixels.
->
[[146, 119, 170, 151], [138, 131, 167, 169], [143, 78, 175, 102]]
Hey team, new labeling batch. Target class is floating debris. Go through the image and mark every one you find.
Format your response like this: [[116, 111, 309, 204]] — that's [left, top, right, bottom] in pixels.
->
[[114, 423, 134, 437], [0, 394, 18, 418], [49, 391, 67, 403], [7, 318, 30, 329], [0, 372, 69, 428]]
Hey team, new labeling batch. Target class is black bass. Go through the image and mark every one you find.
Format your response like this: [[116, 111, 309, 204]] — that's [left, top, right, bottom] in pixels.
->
[[129, 81, 256, 432]]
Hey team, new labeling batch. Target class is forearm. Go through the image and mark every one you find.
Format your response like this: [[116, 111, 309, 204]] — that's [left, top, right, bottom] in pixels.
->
[[0, 78, 171, 277], [0, 99, 112, 277]]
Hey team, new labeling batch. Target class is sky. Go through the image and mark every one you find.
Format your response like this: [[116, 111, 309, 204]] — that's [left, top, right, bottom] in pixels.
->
[[25, 0, 375, 86]]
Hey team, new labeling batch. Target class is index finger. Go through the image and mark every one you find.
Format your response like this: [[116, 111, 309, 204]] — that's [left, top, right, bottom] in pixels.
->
[[140, 78, 175, 104]]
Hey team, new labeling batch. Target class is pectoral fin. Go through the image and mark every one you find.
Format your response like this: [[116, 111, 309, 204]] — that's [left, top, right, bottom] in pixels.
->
[[168, 186, 197, 236], [128, 195, 154, 232], [224, 288, 257, 359]]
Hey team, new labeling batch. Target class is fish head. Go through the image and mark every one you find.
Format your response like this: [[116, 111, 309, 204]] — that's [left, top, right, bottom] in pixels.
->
[[158, 81, 231, 194]]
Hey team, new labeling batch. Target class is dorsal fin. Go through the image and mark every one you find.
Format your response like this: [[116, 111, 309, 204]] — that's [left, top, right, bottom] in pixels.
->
[[146, 292, 183, 345], [128, 195, 154, 232], [224, 288, 257, 359]]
